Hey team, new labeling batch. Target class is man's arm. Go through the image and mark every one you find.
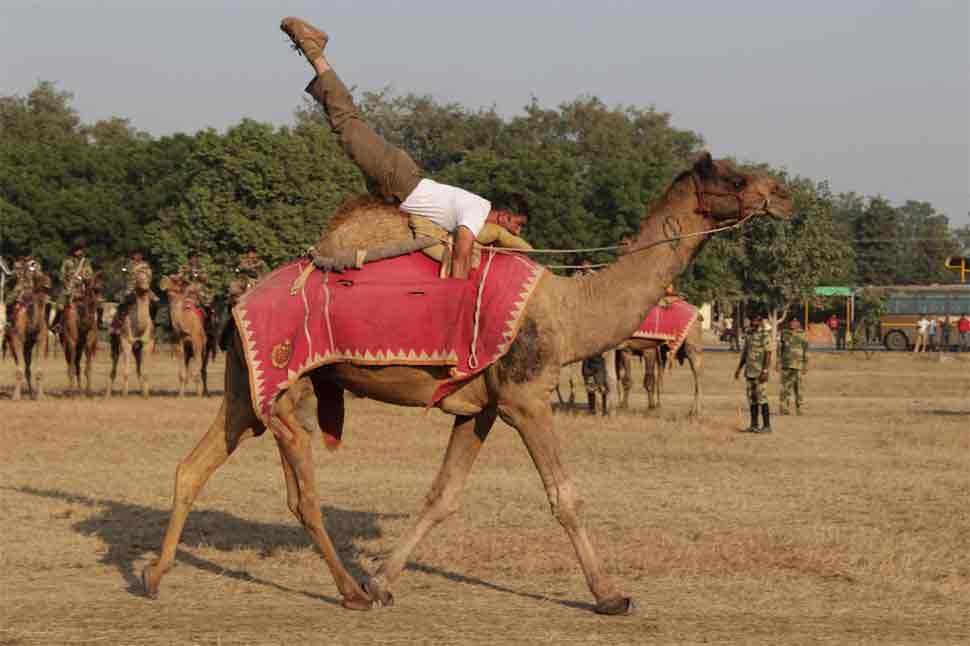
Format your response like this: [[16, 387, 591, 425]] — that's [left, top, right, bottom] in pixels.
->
[[452, 226, 476, 279], [734, 339, 748, 380], [475, 223, 533, 250]]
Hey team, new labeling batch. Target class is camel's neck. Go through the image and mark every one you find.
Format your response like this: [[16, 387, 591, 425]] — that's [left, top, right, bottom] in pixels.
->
[[166, 292, 185, 331], [134, 292, 152, 335], [559, 176, 714, 363]]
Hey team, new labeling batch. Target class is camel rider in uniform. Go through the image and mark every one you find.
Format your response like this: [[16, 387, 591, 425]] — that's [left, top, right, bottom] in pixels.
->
[[178, 251, 215, 336], [5, 253, 45, 328], [110, 251, 157, 334], [235, 248, 270, 291], [776, 318, 808, 415], [280, 17, 533, 279], [52, 240, 94, 331], [734, 311, 772, 433]]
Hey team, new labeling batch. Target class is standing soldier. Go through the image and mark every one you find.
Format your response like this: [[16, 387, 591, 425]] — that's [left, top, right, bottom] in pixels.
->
[[734, 311, 773, 433], [52, 240, 94, 331], [178, 251, 214, 335], [111, 250, 156, 334], [582, 354, 610, 416], [776, 318, 809, 415]]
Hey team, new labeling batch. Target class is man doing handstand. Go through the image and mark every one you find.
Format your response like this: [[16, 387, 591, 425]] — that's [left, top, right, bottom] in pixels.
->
[[280, 17, 533, 279]]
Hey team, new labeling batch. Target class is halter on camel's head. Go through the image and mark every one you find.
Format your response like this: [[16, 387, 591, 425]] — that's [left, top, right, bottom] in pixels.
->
[[159, 274, 186, 295], [687, 151, 794, 226], [132, 267, 152, 292]]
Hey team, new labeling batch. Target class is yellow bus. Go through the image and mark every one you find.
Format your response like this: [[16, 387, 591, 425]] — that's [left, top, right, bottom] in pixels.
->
[[877, 284, 970, 350]]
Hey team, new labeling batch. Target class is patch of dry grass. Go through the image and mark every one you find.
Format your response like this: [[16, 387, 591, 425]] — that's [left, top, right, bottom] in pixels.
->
[[1, 349, 967, 645]]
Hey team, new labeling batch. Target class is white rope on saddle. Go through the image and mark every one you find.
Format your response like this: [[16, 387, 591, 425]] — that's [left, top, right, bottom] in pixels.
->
[[467, 248, 497, 370]]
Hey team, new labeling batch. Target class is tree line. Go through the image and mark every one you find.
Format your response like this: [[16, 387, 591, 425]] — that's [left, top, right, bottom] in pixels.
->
[[1, 81, 965, 314]]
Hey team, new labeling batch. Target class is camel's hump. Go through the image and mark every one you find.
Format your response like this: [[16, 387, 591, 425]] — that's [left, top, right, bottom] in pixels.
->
[[316, 195, 412, 256]]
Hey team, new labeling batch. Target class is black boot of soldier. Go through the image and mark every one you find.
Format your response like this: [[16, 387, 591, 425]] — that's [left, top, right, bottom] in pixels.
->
[[601, 392, 609, 416], [746, 404, 759, 432], [587, 393, 597, 415], [760, 404, 772, 433]]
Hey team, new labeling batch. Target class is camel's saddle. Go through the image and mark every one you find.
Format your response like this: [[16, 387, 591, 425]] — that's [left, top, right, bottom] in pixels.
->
[[233, 240, 545, 430]]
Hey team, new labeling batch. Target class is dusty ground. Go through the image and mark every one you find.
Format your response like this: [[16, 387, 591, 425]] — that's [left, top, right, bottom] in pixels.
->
[[1, 346, 967, 645]]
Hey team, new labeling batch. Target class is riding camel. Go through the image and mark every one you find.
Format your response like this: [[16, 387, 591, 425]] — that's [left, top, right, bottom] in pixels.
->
[[61, 275, 100, 397], [142, 153, 793, 615], [159, 274, 210, 398], [6, 274, 52, 400], [106, 269, 155, 398], [617, 316, 704, 416]]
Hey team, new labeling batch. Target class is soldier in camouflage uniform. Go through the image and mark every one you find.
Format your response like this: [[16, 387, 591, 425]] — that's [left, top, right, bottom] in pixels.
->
[[52, 241, 95, 331], [111, 251, 157, 334], [229, 248, 270, 303], [734, 311, 773, 433], [178, 251, 214, 334], [5, 253, 45, 327], [582, 355, 610, 416], [776, 318, 808, 415]]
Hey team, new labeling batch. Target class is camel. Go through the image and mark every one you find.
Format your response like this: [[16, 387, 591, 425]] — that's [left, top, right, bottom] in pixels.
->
[[106, 270, 155, 399], [617, 316, 704, 416], [61, 275, 100, 398], [159, 275, 210, 398], [142, 153, 793, 614], [6, 274, 52, 400]]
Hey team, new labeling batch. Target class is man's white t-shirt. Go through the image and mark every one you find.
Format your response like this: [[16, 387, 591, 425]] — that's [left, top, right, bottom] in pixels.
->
[[917, 317, 929, 333], [399, 179, 491, 238]]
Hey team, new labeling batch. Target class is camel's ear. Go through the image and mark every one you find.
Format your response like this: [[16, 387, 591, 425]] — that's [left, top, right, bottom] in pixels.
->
[[693, 151, 716, 179]]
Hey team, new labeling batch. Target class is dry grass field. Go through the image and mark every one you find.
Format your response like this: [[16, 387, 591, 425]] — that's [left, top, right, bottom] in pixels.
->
[[1, 345, 967, 645]]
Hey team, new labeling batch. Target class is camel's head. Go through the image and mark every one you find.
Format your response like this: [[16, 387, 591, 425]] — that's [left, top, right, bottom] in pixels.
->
[[690, 152, 794, 223], [132, 268, 152, 292], [159, 274, 185, 295]]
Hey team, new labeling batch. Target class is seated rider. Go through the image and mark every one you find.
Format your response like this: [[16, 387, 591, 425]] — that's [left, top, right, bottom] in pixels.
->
[[280, 17, 533, 279], [52, 239, 95, 331], [5, 253, 45, 327], [177, 251, 215, 335], [110, 250, 158, 334]]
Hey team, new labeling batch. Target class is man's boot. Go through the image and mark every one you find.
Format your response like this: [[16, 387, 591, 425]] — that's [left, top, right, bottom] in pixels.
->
[[587, 393, 597, 415], [760, 404, 772, 433], [280, 17, 329, 61], [746, 404, 759, 432], [601, 392, 609, 417]]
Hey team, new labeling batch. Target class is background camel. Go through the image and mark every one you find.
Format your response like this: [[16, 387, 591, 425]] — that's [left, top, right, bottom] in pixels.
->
[[60, 274, 100, 397], [6, 273, 52, 400], [142, 153, 793, 615], [159, 275, 209, 398], [106, 270, 155, 399], [617, 316, 704, 416]]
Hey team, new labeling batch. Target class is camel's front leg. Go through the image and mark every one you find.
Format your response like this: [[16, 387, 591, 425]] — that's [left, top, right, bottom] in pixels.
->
[[33, 336, 45, 400], [140, 337, 153, 398], [270, 391, 370, 610], [498, 398, 632, 615], [84, 342, 95, 397], [687, 348, 702, 418], [12, 363, 24, 401], [122, 340, 132, 397], [366, 407, 497, 607], [142, 399, 252, 596], [643, 352, 658, 410], [175, 339, 186, 398]]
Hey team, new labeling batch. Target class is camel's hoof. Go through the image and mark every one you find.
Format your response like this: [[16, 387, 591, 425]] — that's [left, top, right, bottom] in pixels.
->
[[362, 580, 395, 609], [340, 596, 374, 611], [141, 564, 161, 599], [594, 596, 634, 616]]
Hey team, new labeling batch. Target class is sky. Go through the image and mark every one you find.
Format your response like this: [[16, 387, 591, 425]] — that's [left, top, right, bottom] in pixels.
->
[[2, 0, 968, 225]]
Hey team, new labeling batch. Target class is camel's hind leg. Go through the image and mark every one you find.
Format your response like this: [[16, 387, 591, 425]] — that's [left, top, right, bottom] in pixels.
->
[[138, 336, 153, 398], [643, 350, 659, 410], [499, 397, 632, 615], [270, 383, 371, 610], [142, 397, 256, 597], [366, 407, 497, 607]]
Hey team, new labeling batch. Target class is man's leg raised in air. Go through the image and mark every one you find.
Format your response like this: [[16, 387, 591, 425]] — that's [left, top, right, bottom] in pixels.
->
[[280, 17, 420, 203]]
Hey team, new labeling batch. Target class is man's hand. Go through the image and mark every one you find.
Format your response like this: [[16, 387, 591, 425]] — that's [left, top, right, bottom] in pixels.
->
[[733, 369, 741, 381], [758, 369, 768, 383]]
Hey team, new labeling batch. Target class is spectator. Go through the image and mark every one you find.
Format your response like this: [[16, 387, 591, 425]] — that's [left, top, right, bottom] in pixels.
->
[[914, 315, 929, 353], [927, 316, 938, 351], [827, 313, 842, 349], [958, 313, 970, 352], [940, 315, 952, 352]]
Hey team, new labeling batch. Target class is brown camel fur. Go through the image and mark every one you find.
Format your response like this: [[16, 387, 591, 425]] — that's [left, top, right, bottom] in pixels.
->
[[159, 275, 210, 398], [143, 153, 793, 615], [106, 272, 155, 399], [6, 277, 51, 401], [61, 275, 100, 398], [618, 316, 704, 416]]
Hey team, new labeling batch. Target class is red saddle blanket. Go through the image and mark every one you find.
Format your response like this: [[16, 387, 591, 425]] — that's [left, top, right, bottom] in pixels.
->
[[233, 250, 545, 426], [633, 298, 699, 354]]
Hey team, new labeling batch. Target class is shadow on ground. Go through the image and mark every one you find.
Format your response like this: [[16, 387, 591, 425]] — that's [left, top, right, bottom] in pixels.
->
[[9, 485, 592, 611]]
